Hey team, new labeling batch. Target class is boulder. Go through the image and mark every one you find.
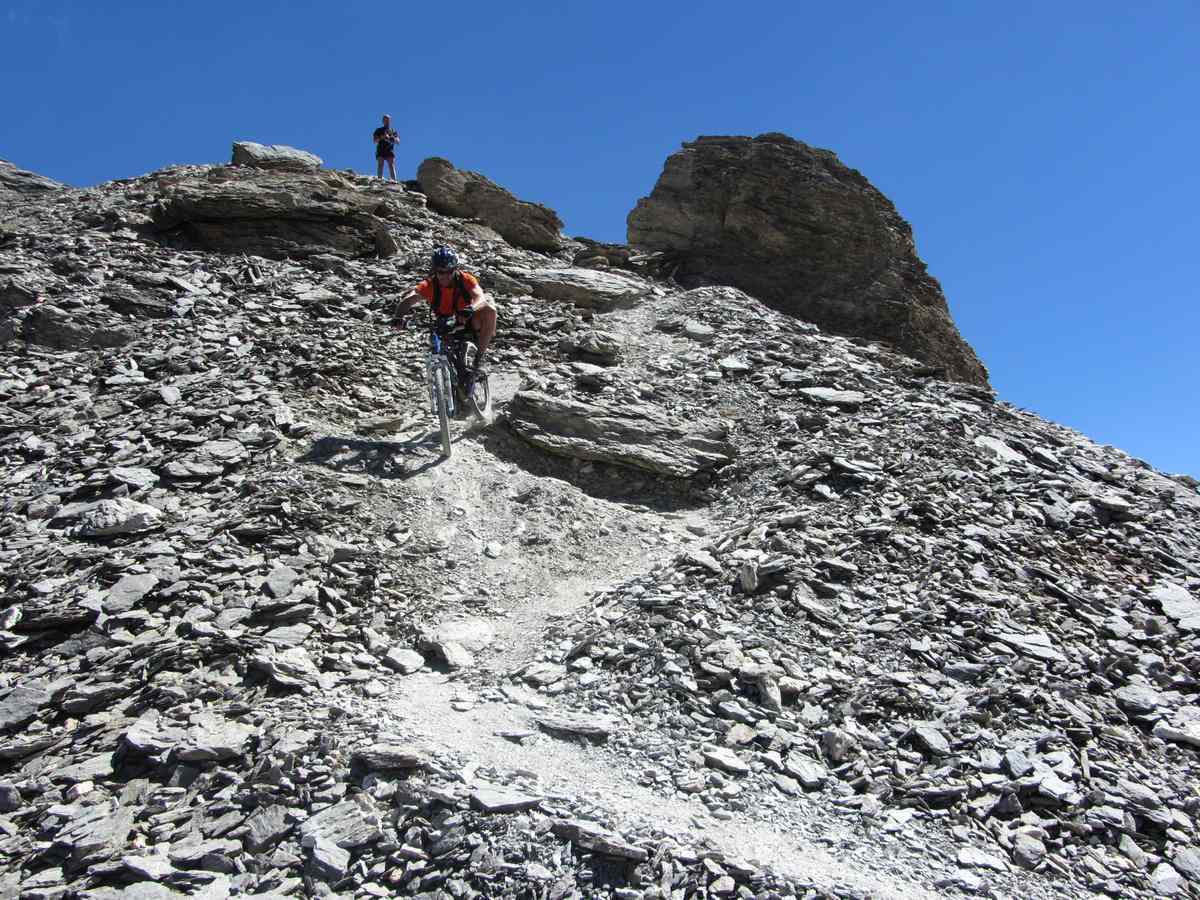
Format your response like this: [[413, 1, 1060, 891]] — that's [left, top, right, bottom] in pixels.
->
[[417, 157, 563, 252], [147, 168, 403, 260], [559, 329, 624, 365], [627, 133, 989, 386], [231, 141, 323, 172], [506, 390, 735, 478]]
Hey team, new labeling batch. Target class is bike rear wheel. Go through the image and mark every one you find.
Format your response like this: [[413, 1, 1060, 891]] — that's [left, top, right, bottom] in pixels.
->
[[461, 345, 491, 417], [432, 361, 452, 457]]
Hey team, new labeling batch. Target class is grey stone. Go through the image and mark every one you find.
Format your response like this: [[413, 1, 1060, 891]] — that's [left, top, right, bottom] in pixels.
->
[[231, 141, 323, 172], [551, 819, 647, 861], [176, 712, 255, 761], [307, 835, 350, 881], [784, 756, 827, 790], [1153, 582, 1200, 631], [1154, 706, 1200, 749], [243, 804, 291, 852], [298, 797, 382, 849], [1171, 847, 1200, 881], [798, 387, 867, 410], [702, 745, 750, 775], [264, 565, 300, 599], [536, 712, 617, 742], [0, 682, 51, 731], [0, 782, 21, 812], [469, 788, 544, 813], [381, 647, 424, 674], [957, 846, 1008, 872], [0, 158, 66, 199], [74, 499, 164, 536], [1012, 832, 1046, 869], [351, 744, 427, 770], [1151, 863, 1184, 894], [104, 573, 159, 614]]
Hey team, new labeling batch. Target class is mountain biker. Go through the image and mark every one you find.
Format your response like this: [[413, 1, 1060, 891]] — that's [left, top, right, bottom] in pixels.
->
[[392, 247, 497, 384], [373, 114, 398, 180]]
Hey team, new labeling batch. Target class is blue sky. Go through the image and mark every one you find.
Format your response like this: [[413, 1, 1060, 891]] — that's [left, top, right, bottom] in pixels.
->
[[3, 0, 1197, 477]]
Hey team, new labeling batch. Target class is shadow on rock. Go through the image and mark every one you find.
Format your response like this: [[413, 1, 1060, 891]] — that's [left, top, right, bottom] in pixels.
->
[[299, 434, 443, 479]]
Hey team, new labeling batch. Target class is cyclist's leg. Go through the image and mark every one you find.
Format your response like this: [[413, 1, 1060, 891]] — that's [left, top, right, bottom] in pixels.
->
[[470, 298, 497, 362]]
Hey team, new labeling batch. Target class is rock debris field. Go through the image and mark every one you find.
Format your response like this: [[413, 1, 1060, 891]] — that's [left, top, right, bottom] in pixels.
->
[[1, 152, 1199, 900]]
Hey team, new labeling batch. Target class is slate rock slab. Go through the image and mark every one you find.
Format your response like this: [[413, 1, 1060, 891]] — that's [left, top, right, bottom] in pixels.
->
[[52, 797, 135, 864], [74, 499, 164, 537], [993, 630, 1067, 664], [507, 390, 734, 478], [244, 804, 291, 852], [298, 797, 382, 849], [177, 712, 255, 761], [0, 681, 51, 732], [104, 573, 159, 614], [20, 305, 134, 350], [535, 712, 617, 743], [551, 819, 647, 861], [351, 744, 428, 771], [1154, 706, 1200, 749], [1152, 581, 1200, 631], [798, 387, 867, 410], [232, 141, 323, 172], [469, 787, 544, 813]]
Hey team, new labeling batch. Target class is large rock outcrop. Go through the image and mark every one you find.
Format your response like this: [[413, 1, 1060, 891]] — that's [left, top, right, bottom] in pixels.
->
[[417, 157, 564, 253], [506, 391, 734, 478], [146, 165, 413, 259], [510, 267, 646, 311], [627, 133, 989, 386], [0, 160, 66, 204]]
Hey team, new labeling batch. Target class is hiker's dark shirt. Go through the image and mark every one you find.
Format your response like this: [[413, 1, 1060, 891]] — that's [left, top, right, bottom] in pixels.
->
[[374, 127, 397, 158]]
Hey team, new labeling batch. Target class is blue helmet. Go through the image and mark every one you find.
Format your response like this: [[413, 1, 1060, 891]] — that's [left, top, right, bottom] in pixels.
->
[[431, 246, 458, 271]]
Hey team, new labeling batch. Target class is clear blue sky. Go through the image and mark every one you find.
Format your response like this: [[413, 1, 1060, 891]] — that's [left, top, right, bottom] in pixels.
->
[[3, 0, 1197, 478]]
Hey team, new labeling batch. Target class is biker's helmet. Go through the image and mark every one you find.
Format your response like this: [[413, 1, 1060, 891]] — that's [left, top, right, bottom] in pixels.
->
[[431, 246, 458, 272]]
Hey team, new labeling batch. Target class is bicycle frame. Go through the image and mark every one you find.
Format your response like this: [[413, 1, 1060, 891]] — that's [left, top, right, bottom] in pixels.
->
[[427, 317, 478, 414]]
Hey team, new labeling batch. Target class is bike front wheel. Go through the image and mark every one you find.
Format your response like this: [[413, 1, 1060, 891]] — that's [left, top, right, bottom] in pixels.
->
[[431, 360, 452, 457]]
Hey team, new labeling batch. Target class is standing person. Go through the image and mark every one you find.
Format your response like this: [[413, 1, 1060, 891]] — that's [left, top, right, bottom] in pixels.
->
[[392, 247, 497, 384], [373, 114, 398, 180]]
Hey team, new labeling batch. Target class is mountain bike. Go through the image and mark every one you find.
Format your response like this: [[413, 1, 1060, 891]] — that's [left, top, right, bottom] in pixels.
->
[[427, 315, 490, 458]]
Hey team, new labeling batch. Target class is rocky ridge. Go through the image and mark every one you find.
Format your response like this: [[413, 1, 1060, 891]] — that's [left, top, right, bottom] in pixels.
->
[[0, 151, 1197, 900]]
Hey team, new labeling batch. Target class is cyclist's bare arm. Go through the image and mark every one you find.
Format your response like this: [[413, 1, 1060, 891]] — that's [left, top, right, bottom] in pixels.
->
[[392, 290, 425, 319], [463, 284, 487, 312]]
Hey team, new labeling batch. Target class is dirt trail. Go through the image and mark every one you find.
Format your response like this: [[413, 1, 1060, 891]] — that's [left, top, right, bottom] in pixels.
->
[[287, 352, 949, 898], [366, 672, 941, 900]]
